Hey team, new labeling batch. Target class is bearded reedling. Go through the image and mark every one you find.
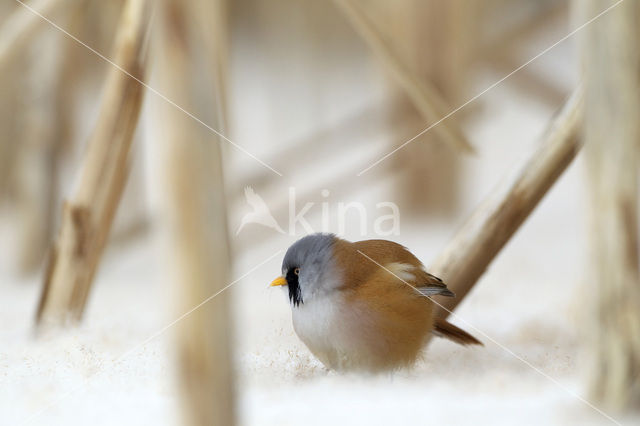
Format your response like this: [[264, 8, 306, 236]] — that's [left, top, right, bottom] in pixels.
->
[[270, 233, 481, 373]]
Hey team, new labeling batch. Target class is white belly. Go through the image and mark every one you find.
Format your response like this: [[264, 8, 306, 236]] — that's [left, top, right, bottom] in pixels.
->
[[291, 294, 368, 371]]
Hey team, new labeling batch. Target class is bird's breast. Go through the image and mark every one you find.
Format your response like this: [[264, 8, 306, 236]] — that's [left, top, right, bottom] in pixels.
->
[[292, 294, 340, 351], [291, 291, 384, 371]]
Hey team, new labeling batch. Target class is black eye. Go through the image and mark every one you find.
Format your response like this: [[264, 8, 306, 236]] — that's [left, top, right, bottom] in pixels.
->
[[294, 268, 300, 275]]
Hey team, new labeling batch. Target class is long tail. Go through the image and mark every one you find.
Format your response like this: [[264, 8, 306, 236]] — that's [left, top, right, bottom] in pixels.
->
[[433, 318, 483, 346]]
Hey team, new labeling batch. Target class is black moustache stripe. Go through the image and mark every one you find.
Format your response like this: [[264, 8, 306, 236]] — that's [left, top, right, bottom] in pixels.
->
[[286, 269, 303, 307]]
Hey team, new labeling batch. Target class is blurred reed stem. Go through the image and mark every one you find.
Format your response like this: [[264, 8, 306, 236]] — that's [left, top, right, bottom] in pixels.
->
[[156, 0, 235, 424], [332, 0, 474, 154], [580, 0, 640, 410], [0, 0, 74, 70]]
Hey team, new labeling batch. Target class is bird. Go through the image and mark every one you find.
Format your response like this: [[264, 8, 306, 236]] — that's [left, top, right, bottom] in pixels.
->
[[236, 186, 285, 235], [270, 233, 481, 373]]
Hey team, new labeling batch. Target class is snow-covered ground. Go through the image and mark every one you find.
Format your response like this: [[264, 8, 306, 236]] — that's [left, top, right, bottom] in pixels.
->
[[2, 3, 639, 425]]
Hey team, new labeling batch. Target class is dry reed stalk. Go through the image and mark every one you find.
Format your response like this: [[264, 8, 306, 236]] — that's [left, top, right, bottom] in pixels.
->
[[332, 0, 474, 153], [14, 30, 64, 273], [14, 0, 89, 274], [0, 0, 74, 202], [431, 88, 583, 318], [0, 2, 19, 200], [408, 0, 479, 105], [372, 0, 477, 216], [580, 0, 640, 409], [157, 0, 234, 425], [0, 0, 73, 70], [36, 0, 152, 325], [478, 2, 568, 106]]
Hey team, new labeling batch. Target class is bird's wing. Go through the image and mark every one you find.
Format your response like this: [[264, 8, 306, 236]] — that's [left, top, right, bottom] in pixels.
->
[[349, 239, 454, 297], [244, 186, 270, 213]]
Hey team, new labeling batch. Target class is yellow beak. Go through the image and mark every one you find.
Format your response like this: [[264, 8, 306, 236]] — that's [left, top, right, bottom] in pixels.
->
[[269, 276, 287, 287]]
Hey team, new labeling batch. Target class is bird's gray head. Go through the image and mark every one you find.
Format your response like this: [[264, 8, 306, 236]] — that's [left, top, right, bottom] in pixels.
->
[[281, 233, 338, 306]]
